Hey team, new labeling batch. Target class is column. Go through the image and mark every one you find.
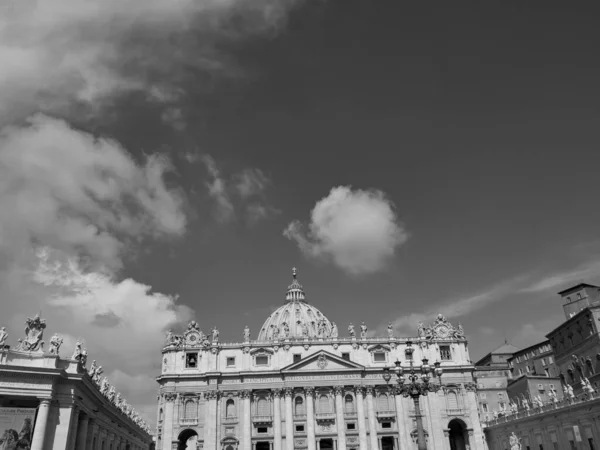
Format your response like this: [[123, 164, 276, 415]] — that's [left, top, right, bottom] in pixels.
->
[[355, 387, 368, 450], [365, 388, 378, 450], [67, 405, 81, 450], [242, 390, 252, 450], [205, 391, 219, 450], [284, 388, 294, 450], [163, 393, 177, 450], [393, 389, 409, 449], [84, 420, 96, 450], [31, 399, 51, 450], [75, 414, 90, 450], [273, 389, 283, 450], [305, 387, 316, 450], [334, 387, 347, 450]]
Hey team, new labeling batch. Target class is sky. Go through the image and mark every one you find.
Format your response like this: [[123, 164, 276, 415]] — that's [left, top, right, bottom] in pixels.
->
[[1, 1, 600, 426]]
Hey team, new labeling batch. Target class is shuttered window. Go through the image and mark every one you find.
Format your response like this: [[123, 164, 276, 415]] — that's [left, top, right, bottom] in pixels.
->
[[318, 395, 330, 413], [295, 397, 305, 415], [257, 397, 270, 416], [344, 395, 355, 413], [377, 394, 390, 411]]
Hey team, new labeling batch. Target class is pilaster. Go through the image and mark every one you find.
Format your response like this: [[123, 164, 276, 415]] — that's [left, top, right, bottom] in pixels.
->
[[305, 387, 316, 450], [354, 387, 368, 450]]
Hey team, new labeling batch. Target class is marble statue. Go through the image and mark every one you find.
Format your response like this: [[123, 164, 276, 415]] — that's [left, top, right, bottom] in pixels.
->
[[534, 395, 544, 408], [100, 377, 109, 395], [492, 410, 498, 419], [0, 327, 7, 347], [81, 348, 88, 367], [212, 326, 219, 343], [271, 324, 280, 340], [348, 323, 355, 338], [564, 383, 575, 400], [360, 321, 368, 339], [582, 377, 594, 398], [509, 432, 521, 450], [48, 333, 63, 355], [115, 392, 123, 407], [520, 394, 529, 410], [89, 360, 98, 377], [302, 322, 309, 338], [454, 323, 465, 339], [318, 319, 327, 338], [93, 366, 103, 384], [16, 314, 46, 352], [548, 389, 558, 405], [330, 322, 338, 338], [282, 322, 290, 338], [244, 325, 250, 342], [387, 322, 394, 338], [417, 322, 425, 338], [165, 329, 174, 345], [510, 401, 518, 414], [72, 340, 83, 360], [108, 385, 116, 402]]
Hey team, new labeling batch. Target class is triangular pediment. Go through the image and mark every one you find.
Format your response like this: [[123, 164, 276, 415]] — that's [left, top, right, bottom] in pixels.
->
[[282, 350, 365, 372]]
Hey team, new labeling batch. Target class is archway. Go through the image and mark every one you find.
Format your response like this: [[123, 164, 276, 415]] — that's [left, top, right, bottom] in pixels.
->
[[178, 429, 199, 450], [448, 419, 469, 450]]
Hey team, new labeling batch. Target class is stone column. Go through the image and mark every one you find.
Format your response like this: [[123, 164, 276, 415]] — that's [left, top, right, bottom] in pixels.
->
[[334, 387, 347, 450], [354, 387, 368, 450], [284, 388, 294, 450], [305, 387, 316, 450], [31, 399, 51, 450], [66, 405, 81, 450], [365, 388, 378, 450], [392, 389, 408, 449], [84, 419, 95, 450], [163, 393, 177, 450], [273, 389, 283, 450], [242, 390, 252, 450], [205, 391, 219, 450], [75, 414, 90, 450]]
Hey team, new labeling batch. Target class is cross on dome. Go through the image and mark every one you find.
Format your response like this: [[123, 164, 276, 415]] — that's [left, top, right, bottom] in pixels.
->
[[286, 267, 305, 301]]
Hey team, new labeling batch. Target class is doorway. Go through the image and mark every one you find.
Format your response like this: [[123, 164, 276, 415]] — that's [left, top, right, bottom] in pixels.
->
[[178, 429, 199, 450], [448, 419, 469, 450], [256, 442, 271, 450], [319, 439, 333, 450], [381, 437, 395, 450]]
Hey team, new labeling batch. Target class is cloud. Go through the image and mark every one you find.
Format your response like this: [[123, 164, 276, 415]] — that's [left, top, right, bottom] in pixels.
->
[[0, 0, 306, 123], [201, 155, 276, 224], [284, 186, 408, 275], [0, 114, 186, 269], [520, 259, 600, 293]]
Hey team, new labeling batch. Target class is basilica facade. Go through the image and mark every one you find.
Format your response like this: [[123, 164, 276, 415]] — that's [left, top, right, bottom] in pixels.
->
[[156, 270, 484, 450]]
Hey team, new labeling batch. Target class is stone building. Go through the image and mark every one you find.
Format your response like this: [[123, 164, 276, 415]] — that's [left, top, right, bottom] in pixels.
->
[[0, 315, 153, 450], [507, 341, 558, 379], [156, 270, 485, 450]]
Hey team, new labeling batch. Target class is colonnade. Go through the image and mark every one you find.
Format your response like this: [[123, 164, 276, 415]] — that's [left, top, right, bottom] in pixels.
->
[[30, 398, 150, 450], [161, 385, 414, 450]]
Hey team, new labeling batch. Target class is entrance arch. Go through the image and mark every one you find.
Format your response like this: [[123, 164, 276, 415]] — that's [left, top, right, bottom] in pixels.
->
[[178, 429, 199, 450], [448, 419, 469, 450]]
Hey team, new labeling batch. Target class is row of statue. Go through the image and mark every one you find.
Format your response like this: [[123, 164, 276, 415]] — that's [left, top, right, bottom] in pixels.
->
[[0, 316, 151, 435]]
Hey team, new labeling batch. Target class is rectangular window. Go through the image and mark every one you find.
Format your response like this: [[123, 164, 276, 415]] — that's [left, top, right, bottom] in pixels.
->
[[257, 427, 268, 434], [295, 425, 305, 432], [440, 345, 451, 361], [373, 352, 387, 362], [346, 423, 356, 430], [381, 422, 391, 429], [293, 354, 302, 363], [256, 355, 269, 366], [226, 357, 236, 367], [342, 353, 350, 361], [481, 404, 488, 412], [589, 438, 595, 450], [186, 353, 198, 368]]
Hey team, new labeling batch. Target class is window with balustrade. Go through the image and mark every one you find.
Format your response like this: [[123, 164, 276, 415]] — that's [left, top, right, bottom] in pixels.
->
[[377, 393, 391, 411], [344, 394, 355, 414], [318, 394, 330, 413], [295, 396, 305, 416], [446, 390, 459, 412], [256, 397, 270, 416], [184, 399, 196, 419]]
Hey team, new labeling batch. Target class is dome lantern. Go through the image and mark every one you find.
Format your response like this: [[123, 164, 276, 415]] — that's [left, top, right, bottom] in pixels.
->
[[286, 267, 305, 301]]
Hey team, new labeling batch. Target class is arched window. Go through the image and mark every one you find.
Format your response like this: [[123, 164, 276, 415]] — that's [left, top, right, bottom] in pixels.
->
[[344, 394, 355, 414], [257, 397, 270, 416], [159, 408, 163, 422], [295, 397, 305, 415], [184, 400, 196, 418], [226, 399, 236, 418], [377, 394, 390, 411], [318, 394, 330, 413], [446, 391, 458, 410]]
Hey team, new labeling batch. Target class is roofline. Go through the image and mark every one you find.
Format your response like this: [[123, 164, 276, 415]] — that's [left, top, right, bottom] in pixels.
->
[[546, 304, 600, 338], [558, 283, 600, 295], [507, 340, 550, 360]]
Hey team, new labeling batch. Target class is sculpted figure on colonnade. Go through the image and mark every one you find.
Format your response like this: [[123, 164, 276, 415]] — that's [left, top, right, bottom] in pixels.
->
[[0, 327, 8, 347], [348, 323, 355, 338], [16, 314, 46, 352], [360, 321, 368, 339], [48, 333, 63, 355], [330, 322, 338, 338], [387, 322, 394, 338], [244, 325, 251, 342]]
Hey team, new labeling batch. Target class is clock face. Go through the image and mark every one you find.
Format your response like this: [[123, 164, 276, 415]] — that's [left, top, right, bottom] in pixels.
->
[[436, 324, 450, 338]]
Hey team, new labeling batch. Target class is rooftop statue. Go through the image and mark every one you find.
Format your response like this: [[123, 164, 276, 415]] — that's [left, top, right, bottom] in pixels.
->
[[387, 322, 394, 338], [93, 366, 104, 384], [100, 377, 109, 395], [318, 319, 327, 338], [282, 322, 290, 338], [330, 322, 338, 338], [72, 340, 83, 360], [48, 333, 63, 355], [348, 323, 355, 338], [212, 326, 219, 343], [244, 325, 250, 342], [360, 321, 368, 339], [271, 324, 280, 340], [16, 314, 46, 352], [89, 360, 98, 377], [0, 327, 7, 347], [509, 432, 521, 450]]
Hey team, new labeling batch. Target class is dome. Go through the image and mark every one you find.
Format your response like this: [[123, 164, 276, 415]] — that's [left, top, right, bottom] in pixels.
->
[[257, 268, 335, 341]]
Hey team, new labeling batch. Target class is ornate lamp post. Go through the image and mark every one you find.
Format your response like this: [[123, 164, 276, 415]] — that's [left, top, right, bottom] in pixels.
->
[[383, 341, 443, 450]]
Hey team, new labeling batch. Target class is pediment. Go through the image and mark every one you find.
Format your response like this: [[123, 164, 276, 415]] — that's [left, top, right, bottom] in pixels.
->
[[282, 350, 364, 372]]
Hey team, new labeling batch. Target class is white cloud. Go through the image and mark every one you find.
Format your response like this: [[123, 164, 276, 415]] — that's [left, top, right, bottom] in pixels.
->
[[284, 186, 408, 275], [201, 155, 236, 223], [234, 168, 270, 198], [0, 0, 306, 123], [520, 259, 600, 293]]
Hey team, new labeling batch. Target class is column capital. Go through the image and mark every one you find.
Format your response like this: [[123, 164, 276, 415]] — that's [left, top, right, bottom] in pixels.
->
[[304, 386, 315, 397], [164, 393, 177, 402], [39, 398, 52, 406], [333, 386, 344, 396], [272, 388, 283, 398], [204, 390, 219, 400], [365, 386, 375, 396], [354, 386, 365, 395], [284, 387, 294, 397], [240, 389, 252, 399]]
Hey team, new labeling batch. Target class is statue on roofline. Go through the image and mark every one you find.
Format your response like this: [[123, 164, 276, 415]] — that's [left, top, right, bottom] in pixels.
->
[[244, 325, 251, 342], [330, 322, 338, 338], [16, 314, 46, 352], [348, 323, 355, 338], [48, 333, 63, 355], [0, 327, 7, 347], [360, 322, 368, 339]]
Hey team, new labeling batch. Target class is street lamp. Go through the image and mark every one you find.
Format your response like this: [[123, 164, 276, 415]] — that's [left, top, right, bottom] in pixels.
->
[[383, 341, 443, 450]]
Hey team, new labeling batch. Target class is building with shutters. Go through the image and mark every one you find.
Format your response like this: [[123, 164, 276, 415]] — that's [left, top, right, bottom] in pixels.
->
[[155, 269, 485, 450]]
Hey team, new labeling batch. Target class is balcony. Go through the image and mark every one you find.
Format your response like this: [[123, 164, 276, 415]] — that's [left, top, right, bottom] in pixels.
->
[[252, 415, 273, 425], [315, 412, 336, 422], [180, 418, 199, 426], [223, 416, 238, 423], [445, 408, 466, 416], [294, 414, 307, 421], [376, 411, 396, 420]]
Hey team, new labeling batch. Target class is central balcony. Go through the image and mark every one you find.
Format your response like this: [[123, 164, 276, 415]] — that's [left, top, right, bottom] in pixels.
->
[[315, 413, 336, 423], [376, 411, 396, 420], [252, 415, 273, 425], [180, 418, 199, 426]]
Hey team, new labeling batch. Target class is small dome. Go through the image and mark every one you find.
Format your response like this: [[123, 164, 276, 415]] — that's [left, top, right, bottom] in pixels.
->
[[257, 268, 334, 341]]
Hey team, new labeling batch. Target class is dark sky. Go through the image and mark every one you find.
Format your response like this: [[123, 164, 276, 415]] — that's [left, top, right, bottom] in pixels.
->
[[108, 1, 600, 360]]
